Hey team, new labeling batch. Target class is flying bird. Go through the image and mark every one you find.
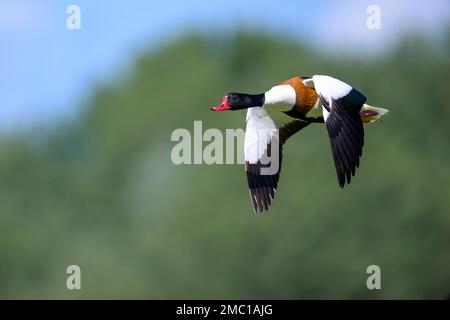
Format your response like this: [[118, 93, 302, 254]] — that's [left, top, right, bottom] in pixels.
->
[[211, 75, 389, 213]]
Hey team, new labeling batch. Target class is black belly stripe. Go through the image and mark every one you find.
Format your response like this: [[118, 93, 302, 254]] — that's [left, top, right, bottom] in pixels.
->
[[284, 108, 324, 123]]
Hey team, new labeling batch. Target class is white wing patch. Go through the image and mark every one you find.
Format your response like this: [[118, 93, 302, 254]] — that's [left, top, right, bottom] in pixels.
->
[[245, 107, 276, 164], [308, 75, 353, 121], [244, 107, 297, 164], [312, 75, 352, 100]]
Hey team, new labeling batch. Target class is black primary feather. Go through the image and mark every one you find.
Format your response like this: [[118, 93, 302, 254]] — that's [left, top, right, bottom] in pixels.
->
[[321, 88, 366, 188]]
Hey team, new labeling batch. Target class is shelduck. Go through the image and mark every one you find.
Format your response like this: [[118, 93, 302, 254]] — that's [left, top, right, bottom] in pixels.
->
[[211, 75, 389, 213]]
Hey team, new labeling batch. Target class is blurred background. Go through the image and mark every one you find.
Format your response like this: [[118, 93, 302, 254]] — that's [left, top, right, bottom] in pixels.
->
[[1, 0, 449, 299]]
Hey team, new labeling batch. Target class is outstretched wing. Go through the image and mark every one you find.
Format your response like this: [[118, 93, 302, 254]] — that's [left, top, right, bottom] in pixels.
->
[[309, 75, 367, 187], [245, 107, 309, 213]]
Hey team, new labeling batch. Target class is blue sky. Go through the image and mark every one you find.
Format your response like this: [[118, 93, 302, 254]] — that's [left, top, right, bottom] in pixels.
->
[[1, 0, 449, 132]]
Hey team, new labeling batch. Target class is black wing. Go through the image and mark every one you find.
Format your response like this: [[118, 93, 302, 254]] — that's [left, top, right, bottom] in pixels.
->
[[245, 120, 309, 213], [320, 88, 367, 187]]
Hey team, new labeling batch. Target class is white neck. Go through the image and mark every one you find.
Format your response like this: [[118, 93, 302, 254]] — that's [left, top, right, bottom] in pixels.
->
[[264, 85, 296, 110]]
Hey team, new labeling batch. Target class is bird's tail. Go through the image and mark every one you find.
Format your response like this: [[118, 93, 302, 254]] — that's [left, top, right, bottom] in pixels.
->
[[360, 104, 389, 123]]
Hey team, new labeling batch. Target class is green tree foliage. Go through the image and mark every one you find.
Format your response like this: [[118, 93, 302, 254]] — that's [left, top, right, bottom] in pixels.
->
[[0, 32, 449, 299]]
